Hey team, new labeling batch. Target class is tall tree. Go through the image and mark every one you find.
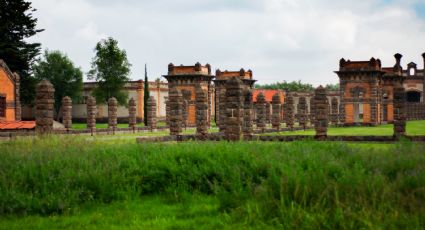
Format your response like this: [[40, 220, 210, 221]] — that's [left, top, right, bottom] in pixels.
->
[[88, 37, 131, 105], [143, 64, 150, 126], [33, 50, 83, 118], [255, 80, 314, 92], [0, 0, 44, 105]]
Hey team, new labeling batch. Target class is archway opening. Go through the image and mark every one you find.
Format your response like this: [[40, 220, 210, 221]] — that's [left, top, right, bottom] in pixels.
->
[[406, 91, 421, 103]]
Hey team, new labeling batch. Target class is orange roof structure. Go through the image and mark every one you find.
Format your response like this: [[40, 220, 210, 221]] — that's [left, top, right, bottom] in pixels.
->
[[0, 121, 36, 130], [252, 89, 285, 103]]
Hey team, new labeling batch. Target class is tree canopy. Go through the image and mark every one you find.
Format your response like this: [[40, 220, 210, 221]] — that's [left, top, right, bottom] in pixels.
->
[[33, 50, 83, 117], [255, 80, 314, 92], [0, 0, 44, 105], [88, 37, 131, 105]]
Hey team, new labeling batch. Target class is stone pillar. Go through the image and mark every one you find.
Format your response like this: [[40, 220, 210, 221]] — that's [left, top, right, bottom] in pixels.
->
[[284, 95, 295, 130], [128, 98, 137, 130], [298, 96, 308, 129], [35, 79, 55, 135], [331, 97, 339, 125], [265, 102, 271, 124], [165, 97, 170, 126], [108, 97, 118, 133], [256, 92, 266, 132], [86, 96, 97, 133], [339, 80, 346, 124], [13, 73, 21, 121], [393, 87, 406, 137], [182, 99, 189, 129], [310, 97, 315, 122], [314, 86, 329, 139], [169, 88, 183, 136], [218, 87, 227, 132], [225, 77, 244, 141], [62, 96, 72, 130], [271, 93, 281, 131], [196, 85, 209, 140], [147, 96, 157, 131], [370, 81, 379, 125], [243, 89, 254, 139]]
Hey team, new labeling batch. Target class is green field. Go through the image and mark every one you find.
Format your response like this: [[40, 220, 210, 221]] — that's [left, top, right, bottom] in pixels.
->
[[265, 120, 425, 136], [0, 134, 424, 229]]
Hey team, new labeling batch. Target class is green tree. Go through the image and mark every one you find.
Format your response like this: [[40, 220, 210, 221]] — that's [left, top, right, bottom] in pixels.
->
[[0, 0, 44, 105], [143, 64, 150, 126], [325, 83, 340, 91], [33, 50, 83, 118], [88, 37, 131, 105], [255, 80, 314, 92]]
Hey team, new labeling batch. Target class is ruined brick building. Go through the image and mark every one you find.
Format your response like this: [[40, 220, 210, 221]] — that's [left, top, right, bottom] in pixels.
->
[[0, 60, 20, 121], [336, 53, 425, 125]]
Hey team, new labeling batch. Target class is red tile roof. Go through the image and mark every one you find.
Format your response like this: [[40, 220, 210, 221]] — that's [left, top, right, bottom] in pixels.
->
[[0, 121, 36, 130], [252, 89, 285, 102]]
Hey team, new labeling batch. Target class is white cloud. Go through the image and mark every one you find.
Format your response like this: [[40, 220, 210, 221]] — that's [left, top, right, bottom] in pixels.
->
[[30, 0, 425, 86]]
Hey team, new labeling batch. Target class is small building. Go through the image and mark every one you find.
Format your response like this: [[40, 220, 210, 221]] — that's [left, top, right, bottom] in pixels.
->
[[336, 53, 425, 125], [0, 60, 21, 121], [163, 62, 215, 126]]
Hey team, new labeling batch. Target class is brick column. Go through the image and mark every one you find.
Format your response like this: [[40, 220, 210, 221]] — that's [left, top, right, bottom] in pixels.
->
[[62, 96, 72, 130], [165, 97, 170, 126], [108, 97, 118, 133], [271, 93, 281, 131], [370, 81, 379, 125], [225, 77, 244, 141], [169, 88, 183, 136], [35, 80, 55, 135], [219, 87, 227, 132], [13, 73, 21, 121], [284, 95, 295, 130], [147, 96, 157, 131], [128, 98, 137, 130], [196, 85, 209, 140], [265, 102, 271, 124], [393, 87, 406, 137], [256, 92, 266, 132], [298, 96, 308, 130], [243, 89, 254, 139], [339, 80, 346, 124], [331, 97, 338, 125], [314, 86, 328, 139], [182, 99, 188, 129], [86, 96, 97, 133]]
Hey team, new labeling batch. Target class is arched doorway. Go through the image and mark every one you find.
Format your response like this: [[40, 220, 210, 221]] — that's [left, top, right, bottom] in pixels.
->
[[406, 91, 421, 103]]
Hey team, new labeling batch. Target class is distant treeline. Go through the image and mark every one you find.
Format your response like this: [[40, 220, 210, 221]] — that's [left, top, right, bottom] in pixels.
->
[[255, 80, 339, 92]]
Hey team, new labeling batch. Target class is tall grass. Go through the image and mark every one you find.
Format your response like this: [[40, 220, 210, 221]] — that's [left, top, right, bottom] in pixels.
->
[[0, 137, 424, 228]]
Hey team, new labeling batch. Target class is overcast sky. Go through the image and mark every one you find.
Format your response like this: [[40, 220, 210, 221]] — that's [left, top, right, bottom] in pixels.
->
[[30, 0, 425, 86]]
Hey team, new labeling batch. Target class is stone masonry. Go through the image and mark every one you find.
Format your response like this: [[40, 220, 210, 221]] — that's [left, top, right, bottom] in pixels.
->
[[225, 77, 244, 141], [218, 88, 227, 132], [182, 99, 189, 129], [265, 102, 271, 124], [297, 96, 308, 129], [62, 96, 72, 130], [331, 97, 339, 125], [284, 95, 295, 130], [314, 86, 329, 139], [86, 96, 97, 132], [243, 89, 254, 139], [35, 79, 55, 135], [128, 98, 137, 129], [195, 85, 209, 139], [393, 87, 406, 137], [108, 97, 118, 131], [169, 88, 183, 136], [271, 93, 281, 131], [147, 96, 157, 131], [255, 92, 267, 132]]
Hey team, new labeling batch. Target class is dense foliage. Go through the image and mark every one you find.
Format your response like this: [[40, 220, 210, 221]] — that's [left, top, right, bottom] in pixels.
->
[[33, 50, 83, 117], [0, 138, 424, 228], [88, 37, 131, 105], [0, 0, 44, 105], [255, 80, 314, 92]]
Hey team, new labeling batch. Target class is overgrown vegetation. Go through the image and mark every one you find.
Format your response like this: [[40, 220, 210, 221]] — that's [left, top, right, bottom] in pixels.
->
[[0, 137, 424, 228]]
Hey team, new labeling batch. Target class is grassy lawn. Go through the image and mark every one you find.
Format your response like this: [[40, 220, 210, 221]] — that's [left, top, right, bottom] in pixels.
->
[[71, 121, 167, 130], [0, 137, 424, 229], [265, 120, 425, 136]]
